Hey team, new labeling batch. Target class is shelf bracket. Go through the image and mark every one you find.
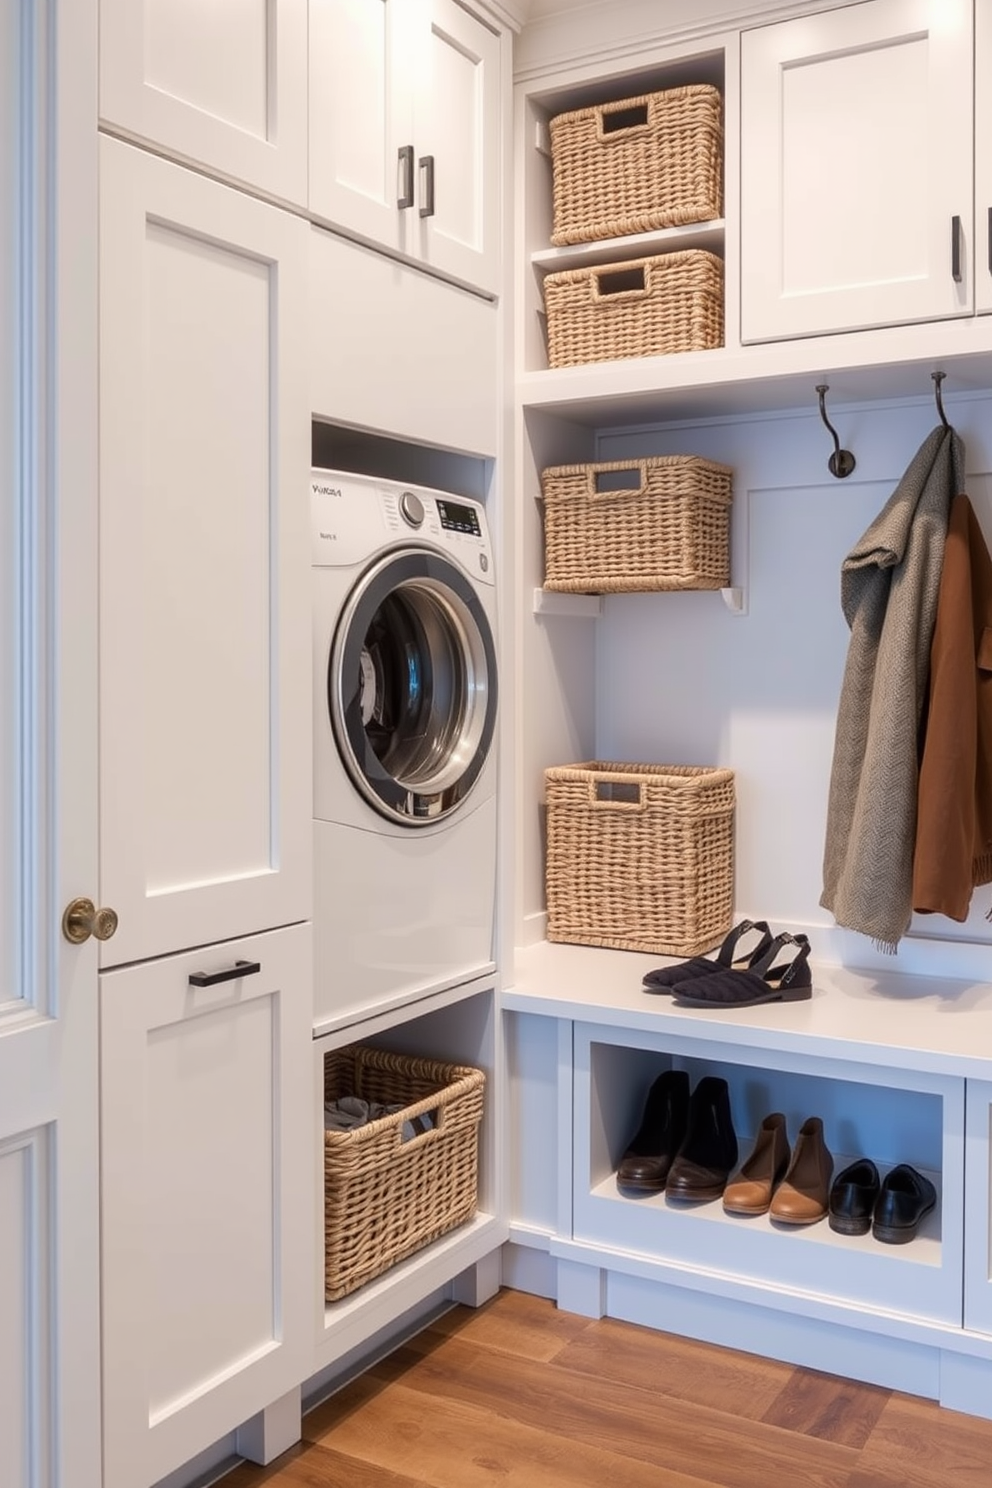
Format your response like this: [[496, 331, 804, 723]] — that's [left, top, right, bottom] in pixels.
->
[[720, 586, 746, 615], [533, 588, 603, 619]]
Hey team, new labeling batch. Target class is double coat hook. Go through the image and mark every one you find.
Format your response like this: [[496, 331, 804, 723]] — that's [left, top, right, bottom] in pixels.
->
[[815, 384, 856, 479]]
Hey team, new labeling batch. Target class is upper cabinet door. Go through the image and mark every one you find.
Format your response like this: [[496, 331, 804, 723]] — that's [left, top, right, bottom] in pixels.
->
[[740, 0, 973, 342], [99, 137, 312, 969], [99, 0, 308, 206], [976, 1, 992, 313], [415, 0, 501, 297], [309, 0, 416, 253]]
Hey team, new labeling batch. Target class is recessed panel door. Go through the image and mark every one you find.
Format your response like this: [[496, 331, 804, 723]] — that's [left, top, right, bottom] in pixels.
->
[[99, 137, 311, 968], [416, 0, 501, 296], [741, 0, 973, 341], [99, 0, 308, 205], [0, 5, 101, 1486]]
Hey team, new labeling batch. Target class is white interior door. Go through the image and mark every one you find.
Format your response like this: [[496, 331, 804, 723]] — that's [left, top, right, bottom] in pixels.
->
[[416, 0, 501, 296], [99, 0, 308, 206], [740, 0, 973, 341], [0, 5, 101, 1487], [99, 136, 312, 970], [309, 0, 415, 252]]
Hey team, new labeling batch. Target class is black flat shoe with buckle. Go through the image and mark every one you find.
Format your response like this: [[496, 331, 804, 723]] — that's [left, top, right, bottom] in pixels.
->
[[642, 918, 773, 994], [671, 932, 813, 1008]]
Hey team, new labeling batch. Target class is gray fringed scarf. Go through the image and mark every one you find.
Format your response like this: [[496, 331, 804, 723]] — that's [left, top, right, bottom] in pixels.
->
[[821, 426, 964, 951]]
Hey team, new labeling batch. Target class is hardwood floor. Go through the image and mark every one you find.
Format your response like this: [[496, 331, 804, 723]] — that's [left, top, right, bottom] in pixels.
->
[[223, 1289, 992, 1487]]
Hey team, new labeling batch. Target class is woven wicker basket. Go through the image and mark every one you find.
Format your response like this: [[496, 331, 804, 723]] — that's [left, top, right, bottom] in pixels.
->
[[545, 762, 735, 956], [543, 250, 723, 368], [323, 1045, 485, 1302], [541, 455, 732, 593], [549, 84, 723, 246]]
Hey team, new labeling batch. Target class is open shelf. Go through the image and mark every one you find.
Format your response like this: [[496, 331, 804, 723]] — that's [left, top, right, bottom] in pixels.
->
[[532, 219, 725, 274]]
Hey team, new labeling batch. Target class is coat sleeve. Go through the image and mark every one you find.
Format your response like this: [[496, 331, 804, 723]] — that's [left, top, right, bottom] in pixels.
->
[[912, 495, 978, 921]]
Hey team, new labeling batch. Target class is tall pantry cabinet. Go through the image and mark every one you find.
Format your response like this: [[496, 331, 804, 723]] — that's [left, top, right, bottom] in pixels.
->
[[96, 10, 314, 1488]]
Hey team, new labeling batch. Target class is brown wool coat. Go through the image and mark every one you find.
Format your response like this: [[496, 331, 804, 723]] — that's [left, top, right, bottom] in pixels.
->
[[913, 494, 992, 921]]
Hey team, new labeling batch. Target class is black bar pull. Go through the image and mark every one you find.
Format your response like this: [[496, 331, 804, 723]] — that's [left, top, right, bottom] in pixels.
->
[[952, 214, 963, 283], [397, 145, 414, 209], [188, 959, 261, 988], [419, 155, 435, 219]]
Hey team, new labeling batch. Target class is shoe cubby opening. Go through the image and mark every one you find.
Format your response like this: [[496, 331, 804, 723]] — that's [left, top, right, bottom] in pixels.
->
[[575, 1030, 963, 1325]]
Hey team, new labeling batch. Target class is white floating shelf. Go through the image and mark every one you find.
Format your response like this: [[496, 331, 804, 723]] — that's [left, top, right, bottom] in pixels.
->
[[532, 588, 603, 618], [533, 587, 745, 616], [531, 219, 725, 274]]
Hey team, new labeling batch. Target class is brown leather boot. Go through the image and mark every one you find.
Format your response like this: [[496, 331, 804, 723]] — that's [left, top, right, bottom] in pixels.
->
[[769, 1116, 833, 1225], [722, 1112, 791, 1215]]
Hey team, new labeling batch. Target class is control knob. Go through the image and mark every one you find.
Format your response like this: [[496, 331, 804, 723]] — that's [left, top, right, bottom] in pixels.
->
[[400, 491, 425, 528]]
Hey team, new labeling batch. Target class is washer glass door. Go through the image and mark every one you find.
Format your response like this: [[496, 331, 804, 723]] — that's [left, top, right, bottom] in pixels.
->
[[330, 549, 497, 824]]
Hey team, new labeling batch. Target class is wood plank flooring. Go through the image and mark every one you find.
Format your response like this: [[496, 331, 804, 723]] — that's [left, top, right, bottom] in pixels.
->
[[222, 1289, 992, 1488]]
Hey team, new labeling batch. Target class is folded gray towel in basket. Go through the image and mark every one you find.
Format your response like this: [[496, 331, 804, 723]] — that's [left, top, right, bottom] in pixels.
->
[[324, 1095, 434, 1142]]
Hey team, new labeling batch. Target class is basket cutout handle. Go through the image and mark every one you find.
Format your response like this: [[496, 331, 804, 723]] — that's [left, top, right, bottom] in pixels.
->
[[598, 101, 649, 137], [594, 264, 647, 300], [589, 777, 646, 811], [588, 463, 650, 500]]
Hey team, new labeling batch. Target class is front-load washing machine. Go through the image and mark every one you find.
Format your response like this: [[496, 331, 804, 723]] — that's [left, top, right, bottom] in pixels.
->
[[311, 468, 499, 1030]]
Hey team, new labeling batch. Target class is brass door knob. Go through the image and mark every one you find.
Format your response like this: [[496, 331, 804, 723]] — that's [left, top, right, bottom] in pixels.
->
[[62, 897, 119, 945]]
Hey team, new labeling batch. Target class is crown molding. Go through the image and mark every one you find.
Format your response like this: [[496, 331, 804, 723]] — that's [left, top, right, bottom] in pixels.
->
[[514, 0, 851, 80]]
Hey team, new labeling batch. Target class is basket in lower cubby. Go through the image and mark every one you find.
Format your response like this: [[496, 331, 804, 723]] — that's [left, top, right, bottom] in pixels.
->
[[323, 1044, 486, 1302]]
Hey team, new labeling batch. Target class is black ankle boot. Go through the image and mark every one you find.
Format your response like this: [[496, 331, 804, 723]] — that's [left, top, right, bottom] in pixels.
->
[[616, 1069, 690, 1194], [665, 1076, 738, 1201]]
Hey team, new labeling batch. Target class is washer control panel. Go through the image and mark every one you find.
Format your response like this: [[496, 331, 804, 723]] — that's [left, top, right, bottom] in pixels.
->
[[311, 468, 494, 585]]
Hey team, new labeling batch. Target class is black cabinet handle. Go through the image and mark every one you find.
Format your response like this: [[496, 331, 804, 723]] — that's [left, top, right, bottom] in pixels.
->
[[419, 155, 435, 219], [188, 959, 261, 988], [952, 214, 963, 283], [397, 145, 414, 209]]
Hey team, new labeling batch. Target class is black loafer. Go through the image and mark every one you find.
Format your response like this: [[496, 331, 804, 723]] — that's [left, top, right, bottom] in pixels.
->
[[872, 1164, 937, 1245], [828, 1158, 880, 1236]]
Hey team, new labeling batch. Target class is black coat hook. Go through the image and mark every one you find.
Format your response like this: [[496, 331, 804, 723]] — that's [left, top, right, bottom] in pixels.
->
[[932, 371, 951, 431], [815, 384, 856, 478]]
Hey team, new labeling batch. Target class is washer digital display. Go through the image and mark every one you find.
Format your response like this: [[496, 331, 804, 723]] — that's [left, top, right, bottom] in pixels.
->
[[436, 499, 482, 536]]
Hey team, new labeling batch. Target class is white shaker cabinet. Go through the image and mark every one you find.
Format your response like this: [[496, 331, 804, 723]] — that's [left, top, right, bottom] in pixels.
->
[[100, 924, 313, 1488], [99, 0, 308, 206], [309, 0, 501, 296], [740, 0, 973, 342], [99, 136, 312, 970], [976, 1, 992, 314]]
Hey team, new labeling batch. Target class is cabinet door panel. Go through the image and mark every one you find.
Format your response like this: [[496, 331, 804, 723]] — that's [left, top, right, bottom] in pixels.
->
[[977, 1, 992, 314], [100, 924, 313, 1488], [100, 138, 311, 968], [417, 0, 501, 296], [741, 0, 973, 341], [964, 1079, 992, 1333], [100, 0, 307, 205], [309, 0, 415, 251]]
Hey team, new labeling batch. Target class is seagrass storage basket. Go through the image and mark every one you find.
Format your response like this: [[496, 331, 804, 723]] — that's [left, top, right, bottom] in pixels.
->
[[323, 1044, 485, 1302], [549, 84, 723, 246], [541, 455, 732, 593], [543, 250, 723, 368], [544, 762, 735, 956]]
